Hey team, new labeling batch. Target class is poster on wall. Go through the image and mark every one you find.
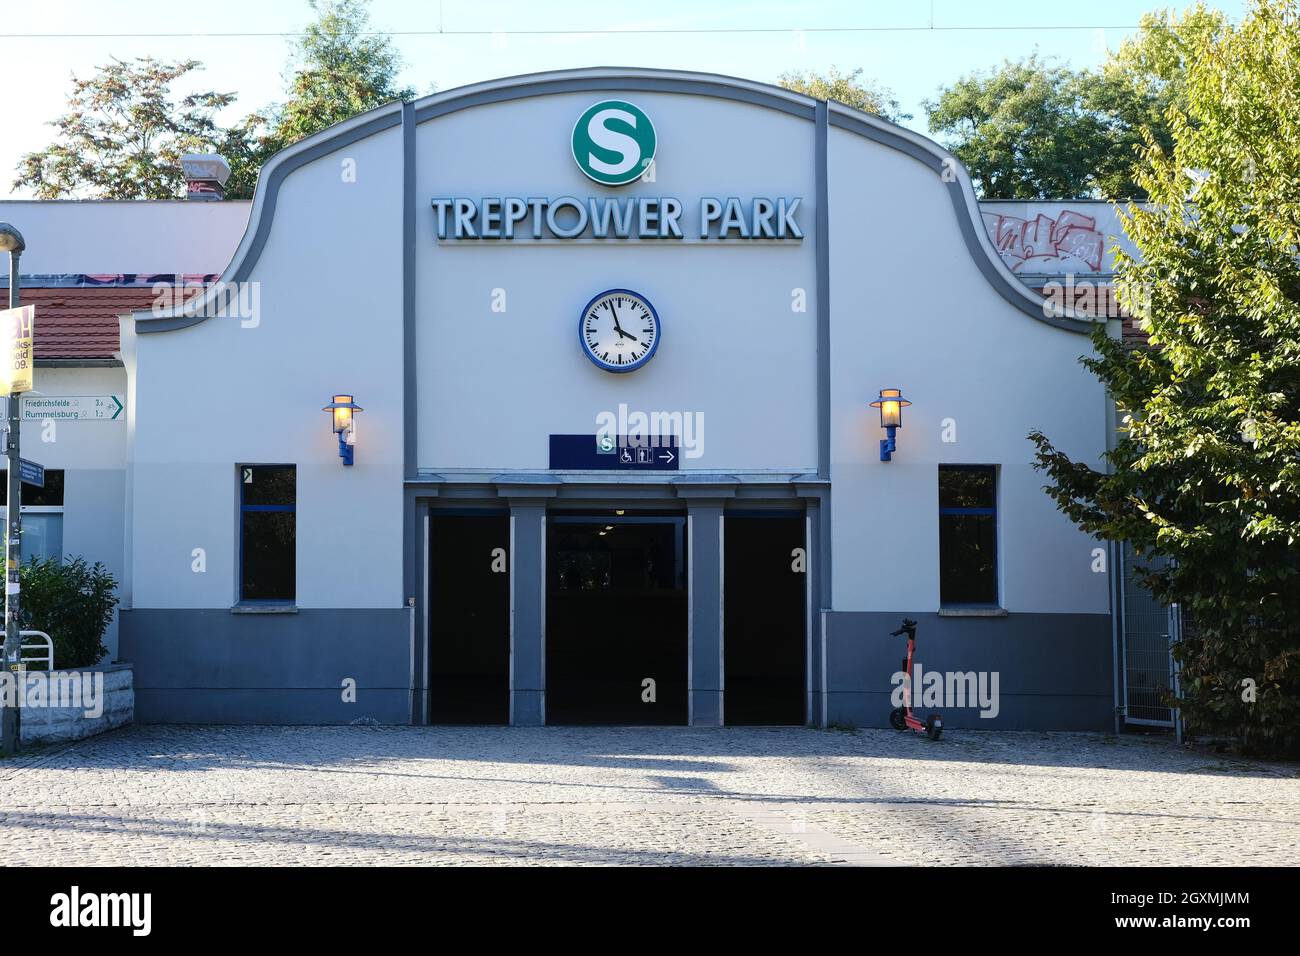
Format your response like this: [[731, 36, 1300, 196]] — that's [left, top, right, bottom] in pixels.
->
[[0, 305, 34, 394]]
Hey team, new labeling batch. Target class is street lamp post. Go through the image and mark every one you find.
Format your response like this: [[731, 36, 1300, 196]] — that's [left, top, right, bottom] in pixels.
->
[[0, 222, 25, 756]]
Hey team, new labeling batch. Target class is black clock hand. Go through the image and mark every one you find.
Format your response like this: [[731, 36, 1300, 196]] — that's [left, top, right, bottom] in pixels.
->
[[607, 302, 631, 338]]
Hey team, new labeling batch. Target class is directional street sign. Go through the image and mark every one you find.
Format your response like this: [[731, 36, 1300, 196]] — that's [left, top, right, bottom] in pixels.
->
[[18, 458, 43, 489], [20, 395, 125, 422]]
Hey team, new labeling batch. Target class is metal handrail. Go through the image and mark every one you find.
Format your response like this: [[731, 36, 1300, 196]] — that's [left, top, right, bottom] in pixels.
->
[[17, 630, 53, 671]]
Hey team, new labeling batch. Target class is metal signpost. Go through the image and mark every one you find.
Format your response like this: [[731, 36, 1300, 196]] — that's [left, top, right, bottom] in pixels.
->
[[0, 222, 28, 756]]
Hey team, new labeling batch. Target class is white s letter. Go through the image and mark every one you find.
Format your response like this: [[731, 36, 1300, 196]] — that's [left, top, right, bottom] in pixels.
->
[[587, 109, 640, 177]]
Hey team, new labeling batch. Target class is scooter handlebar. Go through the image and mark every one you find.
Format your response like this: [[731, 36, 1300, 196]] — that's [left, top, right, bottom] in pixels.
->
[[889, 618, 918, 637]]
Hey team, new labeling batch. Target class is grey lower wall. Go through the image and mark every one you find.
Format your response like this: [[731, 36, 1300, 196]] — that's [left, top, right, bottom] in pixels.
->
[[116, 606, 1111, 730], [19, 663, 134, 746], [118, 608, 410, 724], [822, 611, 1114, 731]]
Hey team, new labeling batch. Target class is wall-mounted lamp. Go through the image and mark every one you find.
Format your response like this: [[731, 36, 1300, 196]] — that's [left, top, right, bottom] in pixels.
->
[[869, 388, 911, 462], [322, 394, 363, 466]]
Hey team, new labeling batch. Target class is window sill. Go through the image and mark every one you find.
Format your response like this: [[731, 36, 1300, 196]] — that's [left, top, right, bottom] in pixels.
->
[[231, 604, 298, 615], [938, 606, 1008, 618]]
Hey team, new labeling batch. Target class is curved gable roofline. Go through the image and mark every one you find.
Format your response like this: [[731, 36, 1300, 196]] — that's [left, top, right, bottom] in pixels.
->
[[409, 65, 818, 123], [134, 66, 1092, 334], [825, 102, 1095, 333], [133, 101, 404, 333]]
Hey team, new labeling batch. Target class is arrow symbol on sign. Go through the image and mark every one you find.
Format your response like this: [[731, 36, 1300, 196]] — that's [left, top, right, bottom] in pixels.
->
[[111, 396, 124, 420], [659, 450, 675, 463]]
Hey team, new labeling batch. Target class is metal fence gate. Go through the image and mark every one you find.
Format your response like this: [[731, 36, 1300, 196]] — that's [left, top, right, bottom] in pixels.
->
[[1119, 544, 1179, 728]]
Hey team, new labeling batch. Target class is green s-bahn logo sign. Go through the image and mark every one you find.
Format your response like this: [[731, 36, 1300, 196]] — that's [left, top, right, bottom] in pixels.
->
[[571, 100, 657, 186]]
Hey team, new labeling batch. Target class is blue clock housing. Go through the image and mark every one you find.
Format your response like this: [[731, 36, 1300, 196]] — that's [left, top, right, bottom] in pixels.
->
[[578, 288, 661, 373]]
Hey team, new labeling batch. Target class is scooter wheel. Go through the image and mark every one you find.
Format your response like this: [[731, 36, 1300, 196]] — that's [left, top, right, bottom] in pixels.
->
[[889, 707, 907, 731], [925, 715, 943, 741]]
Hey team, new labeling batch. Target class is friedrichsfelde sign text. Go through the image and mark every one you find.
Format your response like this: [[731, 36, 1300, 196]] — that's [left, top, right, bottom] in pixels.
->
[[431, 196, 803, 241]]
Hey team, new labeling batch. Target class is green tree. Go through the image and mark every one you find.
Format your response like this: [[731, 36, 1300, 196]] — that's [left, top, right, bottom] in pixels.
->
[[1083, 6, 1229, 200], [778, 67, 910, 123], [13, 58, 235, 199], [925, 10, 1229, 200], [1029, 0, 1300, 753], [924, 55, 1109, 199], [225, 0, 415, 198]]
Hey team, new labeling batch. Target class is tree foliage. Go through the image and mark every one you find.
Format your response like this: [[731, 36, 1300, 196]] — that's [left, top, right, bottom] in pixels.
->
[[1029, 0, 1300, 752], [273, 0, 413, 143], [924, 55, 1108, 199], [13, 58, 235, 199], [225, 0, 414, 198], [778, 67, 910, 123], [925, 8, 1228, 200], [1084, 6, 1230, 200], [13, 0, 413, 201]]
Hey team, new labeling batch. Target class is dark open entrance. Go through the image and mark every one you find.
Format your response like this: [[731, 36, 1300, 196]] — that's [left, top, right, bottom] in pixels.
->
[[546, 513, 687, 724], [724, 513, 806, 725], [428, 512, 510, 724]]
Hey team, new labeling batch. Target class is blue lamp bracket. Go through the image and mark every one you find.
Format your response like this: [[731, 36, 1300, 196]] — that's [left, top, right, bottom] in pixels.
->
[[880, 425, 899, 462]]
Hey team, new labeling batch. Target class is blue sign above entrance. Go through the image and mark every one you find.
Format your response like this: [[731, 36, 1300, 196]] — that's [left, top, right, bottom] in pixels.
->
[[549, 434, 679, 471]]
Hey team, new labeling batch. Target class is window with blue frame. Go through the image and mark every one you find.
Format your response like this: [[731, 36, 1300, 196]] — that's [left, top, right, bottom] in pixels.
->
[[239, 465, 295, 603], [938, 465, 998, 606]]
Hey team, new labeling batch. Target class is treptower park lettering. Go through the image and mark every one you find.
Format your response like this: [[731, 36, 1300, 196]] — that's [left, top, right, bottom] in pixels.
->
[[430, 196, 803, 240]]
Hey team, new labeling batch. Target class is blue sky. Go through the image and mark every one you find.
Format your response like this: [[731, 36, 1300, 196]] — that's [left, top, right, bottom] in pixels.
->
[[0, 0, 1250, 198]]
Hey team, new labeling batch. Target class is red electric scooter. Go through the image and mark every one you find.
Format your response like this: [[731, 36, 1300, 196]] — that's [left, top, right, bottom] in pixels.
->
[[888, 618, 943, 741]]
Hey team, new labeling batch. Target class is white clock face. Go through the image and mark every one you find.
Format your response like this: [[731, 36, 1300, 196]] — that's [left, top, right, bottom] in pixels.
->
[[580, 289, 660, 373]]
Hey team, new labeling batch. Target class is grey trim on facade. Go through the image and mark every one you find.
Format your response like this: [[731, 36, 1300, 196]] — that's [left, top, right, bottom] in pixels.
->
[[1104, 318, 1125, 734], [825, 108, 1094, 335], [133, 107, 404, 335], [132, 67, 1093, 338], [507, 502, 548, 726], [814, 99, 831, 480], [402, 100, 418, 478], [407, 471, 828, 496], [411, 71, 817, 124]]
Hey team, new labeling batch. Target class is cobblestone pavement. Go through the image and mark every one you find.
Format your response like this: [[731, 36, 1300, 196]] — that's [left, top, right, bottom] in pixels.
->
[[1, 725, 1296, 866]]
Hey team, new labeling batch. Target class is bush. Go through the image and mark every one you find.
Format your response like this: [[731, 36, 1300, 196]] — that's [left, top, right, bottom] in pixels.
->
[[17, 557, 119, 669]]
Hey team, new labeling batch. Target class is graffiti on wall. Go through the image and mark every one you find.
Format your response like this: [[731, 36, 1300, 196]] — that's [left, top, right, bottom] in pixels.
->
[[982, 209, 1106, 274]]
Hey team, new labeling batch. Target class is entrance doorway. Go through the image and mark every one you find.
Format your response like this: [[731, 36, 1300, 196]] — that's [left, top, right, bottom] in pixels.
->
[[546, 513, 688, 724], [428, 512, 510, 724], [724, 513, 806, 725]]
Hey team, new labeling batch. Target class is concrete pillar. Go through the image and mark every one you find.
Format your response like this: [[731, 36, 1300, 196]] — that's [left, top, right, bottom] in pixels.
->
[[505, 497, 550, 725], [681, 491, 730, 726]]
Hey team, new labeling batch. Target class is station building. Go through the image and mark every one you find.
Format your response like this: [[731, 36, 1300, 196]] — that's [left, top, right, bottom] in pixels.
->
[[1, 68, 1159, 731]]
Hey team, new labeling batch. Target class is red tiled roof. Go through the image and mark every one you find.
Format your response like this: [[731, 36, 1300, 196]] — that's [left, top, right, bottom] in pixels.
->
[[17, 287, 160, 361], [1031, 284, 1147, 347]]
